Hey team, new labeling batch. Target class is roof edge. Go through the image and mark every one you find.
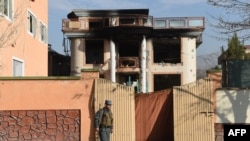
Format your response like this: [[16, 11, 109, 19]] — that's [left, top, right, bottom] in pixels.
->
[[68, 9, 149, 18]]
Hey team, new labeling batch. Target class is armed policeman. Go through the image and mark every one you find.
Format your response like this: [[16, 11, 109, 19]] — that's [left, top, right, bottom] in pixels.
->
[[94, 100, 113, 141]]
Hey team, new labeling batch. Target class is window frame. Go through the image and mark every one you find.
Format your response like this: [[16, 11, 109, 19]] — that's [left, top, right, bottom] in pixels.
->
[[0, 0, 13, 20], [39, 21, 47, 44], [12, 57, 24, 77], [27, 10, 37, 37]]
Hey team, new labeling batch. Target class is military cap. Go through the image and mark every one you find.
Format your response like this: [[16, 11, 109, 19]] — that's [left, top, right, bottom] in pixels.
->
[[105, 100, 112, 105]]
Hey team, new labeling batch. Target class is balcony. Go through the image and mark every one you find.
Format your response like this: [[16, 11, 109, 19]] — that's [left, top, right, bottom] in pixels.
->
[[62, 16, 153, 32], [119, 57, 139, 68], [62, 16, 204, 32], [108, 16, 153, 27], [62, 19, 88, 31], [153, 17, 205, 29]]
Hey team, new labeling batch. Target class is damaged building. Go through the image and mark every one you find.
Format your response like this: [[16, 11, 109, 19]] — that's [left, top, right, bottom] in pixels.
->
[[62, 9, 205, 92]]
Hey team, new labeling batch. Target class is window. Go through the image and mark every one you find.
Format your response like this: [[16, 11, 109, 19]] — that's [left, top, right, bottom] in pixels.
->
[[13, 58, 24, 76], [0, 0, 13, 20], [86, 40, 104, 64], [40, 22, 47, 43], [28, 11, 37, 36], [169, 19, 185, 28], [154, 20, 166, 28], [154, 74, 180, 91], [188, 19, 204, 27]]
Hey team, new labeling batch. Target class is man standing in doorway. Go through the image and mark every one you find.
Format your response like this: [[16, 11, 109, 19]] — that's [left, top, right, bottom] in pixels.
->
[[95, 100, 113, 141]]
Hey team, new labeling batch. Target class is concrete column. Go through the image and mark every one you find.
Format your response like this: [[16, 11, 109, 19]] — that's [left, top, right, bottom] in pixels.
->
[[146, 38, 153, 92], [103, 39, 111, 80], [141, 36, 147, 93], [82, 39, 86, 65], [110, 39, 116, 82], [103, 40, 111, 71], [181, 37, 196, 84], [70, 38, 85, 76]]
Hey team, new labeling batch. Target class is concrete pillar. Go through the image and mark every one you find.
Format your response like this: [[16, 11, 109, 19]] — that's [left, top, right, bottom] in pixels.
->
[[110, 39, 116, 82], [146, 38, 153, 92], [141, 36, 147, 93], [70, 38, 85, 76], [181, 37, 196, 84], [103, 40, 111, 71], [103, 39, 111, 80]]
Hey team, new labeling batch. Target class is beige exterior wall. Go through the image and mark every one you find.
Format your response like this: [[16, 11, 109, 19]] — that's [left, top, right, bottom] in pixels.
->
[[173, 78, 214, 141], [216, 89, 250, 123], [0, 0, 48, 76], [207, 71, 222, 122], [94, 78, 135, 141]]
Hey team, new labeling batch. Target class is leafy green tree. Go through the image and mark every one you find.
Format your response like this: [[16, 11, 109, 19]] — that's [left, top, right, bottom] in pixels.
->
[[227, 33, 245, 59], [244, 53, 250, 59]]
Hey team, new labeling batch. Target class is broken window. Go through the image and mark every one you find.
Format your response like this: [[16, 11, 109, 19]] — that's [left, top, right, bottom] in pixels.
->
[[118, 40, 139, 57], [154, 74, 180, 91], [118, 73, 138, 85], [117, 40, 140, 68], [86, 39, 104, 64], [119, 17, 137, 25], [89, 19, 103, 30], [153, 38, 181, 63]]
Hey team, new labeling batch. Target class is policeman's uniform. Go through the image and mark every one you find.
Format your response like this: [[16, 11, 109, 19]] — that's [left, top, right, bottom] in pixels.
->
[[94, 100, 113, 141]]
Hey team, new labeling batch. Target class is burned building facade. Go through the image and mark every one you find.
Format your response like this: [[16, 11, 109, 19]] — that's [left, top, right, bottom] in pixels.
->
[[62, 9, 204, 92]]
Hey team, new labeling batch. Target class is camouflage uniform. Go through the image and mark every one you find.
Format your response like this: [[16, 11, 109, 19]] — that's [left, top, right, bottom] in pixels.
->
[[95, 101, 113, 141]]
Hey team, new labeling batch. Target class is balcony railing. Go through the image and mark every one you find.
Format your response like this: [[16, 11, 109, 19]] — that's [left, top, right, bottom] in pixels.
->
[[62, 16, 204, 31], [119, 57, 139, 68], [153, 17, 204, 29], [108, 16, 153, 27], [62, 19, 88, 31]]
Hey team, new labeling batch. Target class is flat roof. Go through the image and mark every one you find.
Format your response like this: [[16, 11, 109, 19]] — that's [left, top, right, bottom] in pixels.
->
[[68, 9, 149, 18]]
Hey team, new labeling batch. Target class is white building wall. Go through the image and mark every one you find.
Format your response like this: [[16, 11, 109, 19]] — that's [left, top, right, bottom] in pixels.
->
[[146, 37, 195, 92], [110, 39, 116, 82], [216, 89, 250, 123], [103, 39, 111, 71], [181, 37, 196, 84], [146, 38, 153, 92], [140, 36, 147, 93]]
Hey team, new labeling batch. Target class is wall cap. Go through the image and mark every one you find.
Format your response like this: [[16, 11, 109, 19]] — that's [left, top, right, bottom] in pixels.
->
[[81, 69, 99, 72], [0, 76, 80, 80]]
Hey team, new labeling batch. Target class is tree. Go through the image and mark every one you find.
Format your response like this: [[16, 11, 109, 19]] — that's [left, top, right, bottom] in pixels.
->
[[218, 33, 249, 64], [208, 0, 250, 41], [227, 33, 245, 59]]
